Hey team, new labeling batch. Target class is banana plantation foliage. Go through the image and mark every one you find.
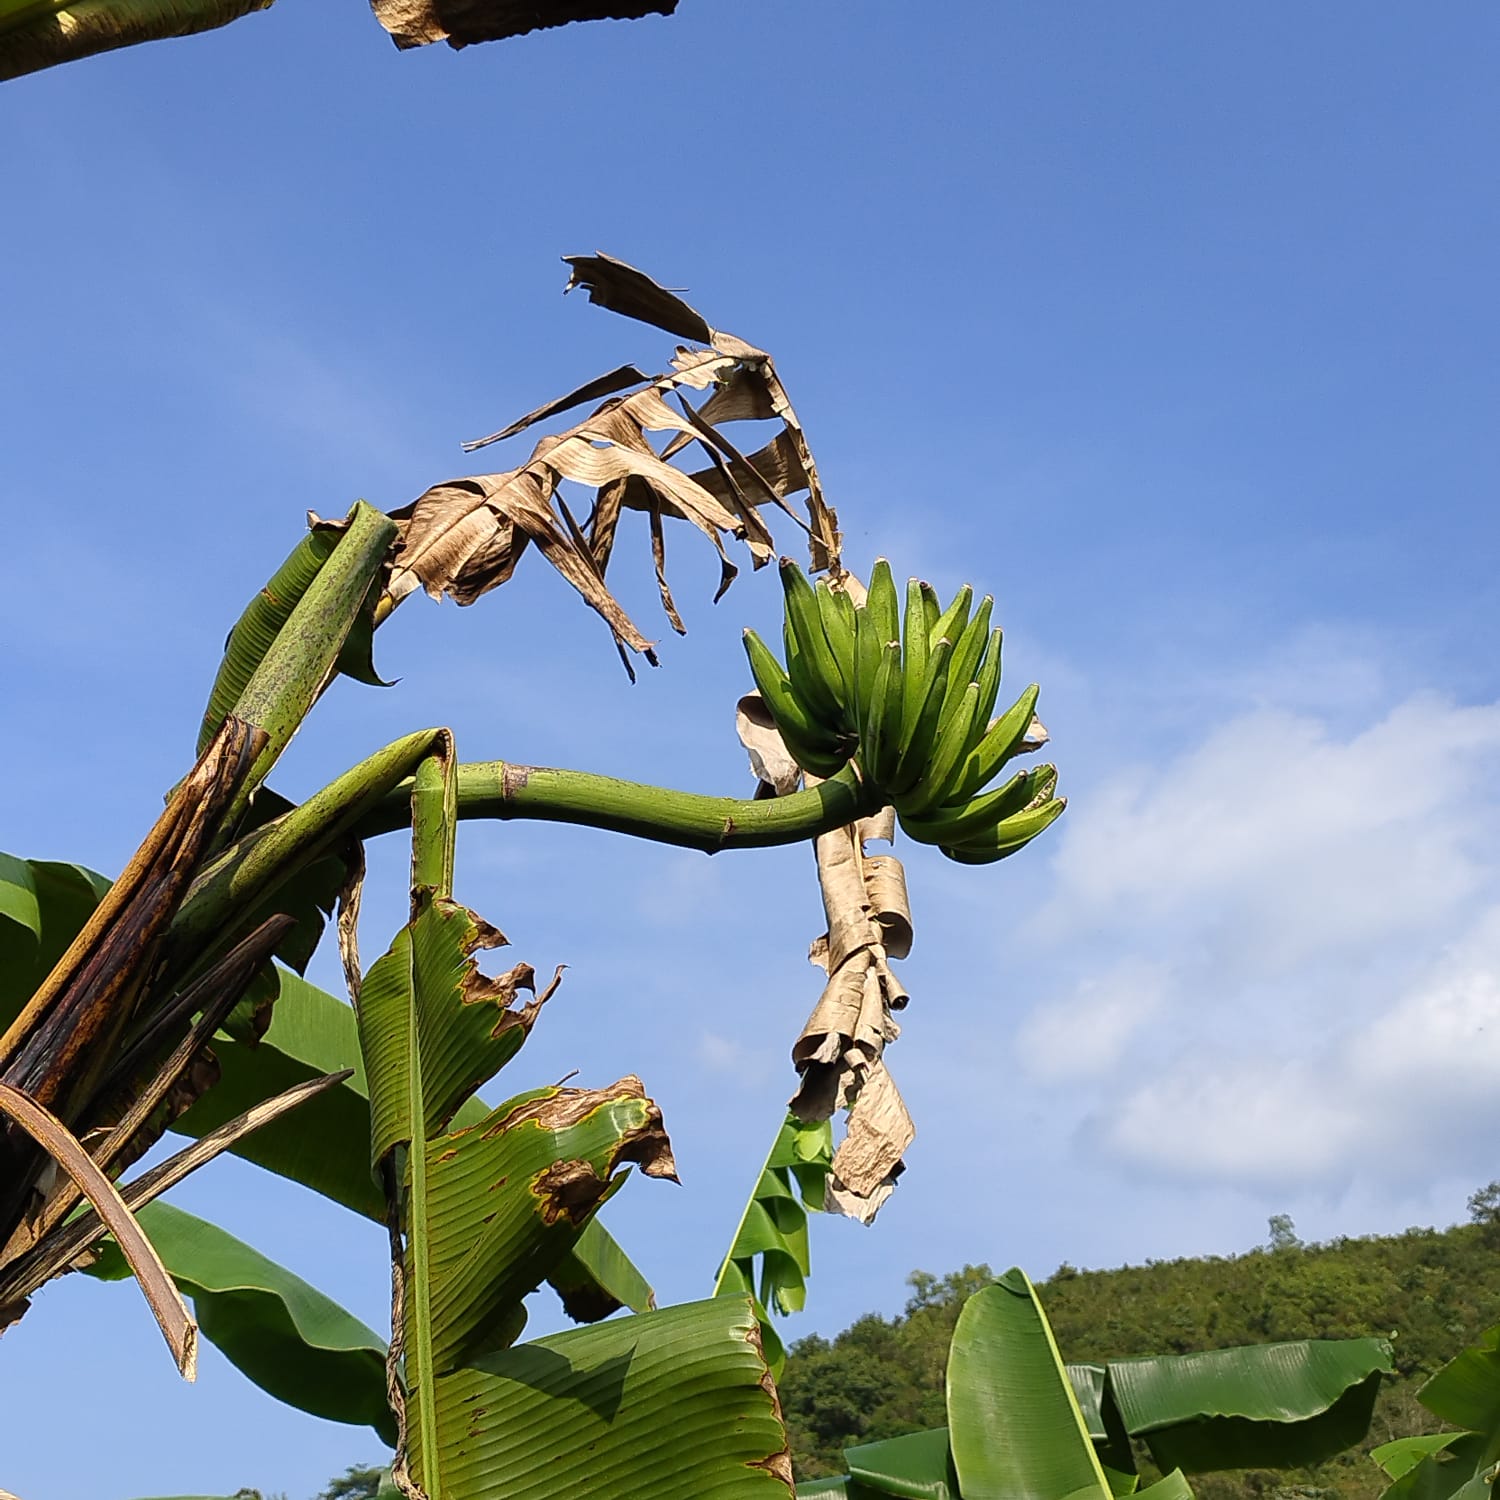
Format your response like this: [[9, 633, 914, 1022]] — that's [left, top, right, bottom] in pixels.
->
[[784, 1215, 1500, 1499], [0, 260, 1075, 1498]]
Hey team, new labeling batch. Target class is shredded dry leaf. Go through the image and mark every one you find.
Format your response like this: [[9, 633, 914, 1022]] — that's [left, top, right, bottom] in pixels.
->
[[370, 0, 677, 51], [374, 255, 841, 670]]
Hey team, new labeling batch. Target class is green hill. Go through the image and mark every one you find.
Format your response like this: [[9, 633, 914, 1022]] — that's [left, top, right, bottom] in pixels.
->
[[779, 1205, 1500, 1497]]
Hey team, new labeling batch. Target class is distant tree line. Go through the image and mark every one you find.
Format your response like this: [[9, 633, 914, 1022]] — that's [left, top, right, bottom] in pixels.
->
[[779, 1190, 1500, 1498], [283, 1187, 1500, 1500]]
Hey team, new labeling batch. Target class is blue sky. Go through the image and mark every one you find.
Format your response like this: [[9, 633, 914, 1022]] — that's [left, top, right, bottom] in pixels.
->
[[2, 3, 1498, 1496]]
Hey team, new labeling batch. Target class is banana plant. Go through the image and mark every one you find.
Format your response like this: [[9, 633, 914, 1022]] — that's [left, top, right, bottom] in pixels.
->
[[342, 736, 794, 1497], [0, 259, 1070, 1496], [797, 1268, 1392, 1499]]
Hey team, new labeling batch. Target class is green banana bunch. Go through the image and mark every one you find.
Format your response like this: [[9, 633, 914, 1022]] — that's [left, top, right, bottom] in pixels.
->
[[741, 557, 1064, 864]]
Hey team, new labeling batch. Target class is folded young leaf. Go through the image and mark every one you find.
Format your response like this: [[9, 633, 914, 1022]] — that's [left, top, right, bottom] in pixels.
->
[[197, 516, 391, 758], [713, 1111, 831, 1373], [947, 1269, 1115, 1500]]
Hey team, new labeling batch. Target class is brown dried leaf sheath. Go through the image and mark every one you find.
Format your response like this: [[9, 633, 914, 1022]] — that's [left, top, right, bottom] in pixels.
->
[[371, 0, 677, 51], [382, 255, 841, 665], [0, 1083, 196, 1378], [733, 690, 916, 1226], [0, 717, 264, 1254]]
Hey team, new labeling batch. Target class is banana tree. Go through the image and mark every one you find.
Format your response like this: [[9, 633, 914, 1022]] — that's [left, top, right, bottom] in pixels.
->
[[0, 258, 1066, 1496], [797, 1268, 1394, 1500], [1369, 1322, 1500, 1497]]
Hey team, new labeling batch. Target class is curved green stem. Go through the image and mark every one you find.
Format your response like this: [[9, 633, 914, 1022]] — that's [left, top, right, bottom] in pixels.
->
[[354, 761, 879, 854]]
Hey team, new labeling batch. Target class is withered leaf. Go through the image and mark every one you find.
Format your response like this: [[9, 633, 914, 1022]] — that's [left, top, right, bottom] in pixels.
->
[[0, 1083, 196, 1378], [463, 364, 650, 453], [736, 693, 802, 797], [563, 253, 716, 345], [372, 0, 677, 52], [387, 254, 842, 666]]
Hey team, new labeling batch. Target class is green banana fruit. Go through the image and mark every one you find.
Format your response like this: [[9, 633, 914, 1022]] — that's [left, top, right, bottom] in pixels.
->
[[944, 593, 994, 708], [815, 579, 856, 707], [919, 581, 941, 641], [900, 679, 983, 819], [859, 640, 903, 788], [784, 617, 843, 740], [928, 583, 972, 655], [1024, 763, 1058, 808], [900, 577, 930, 745], [867, 558, 901, 651], [743, 628, 848, 776], [780, 559, 844, 720], [971, 626, 1004, 729], [851, 598, 883, 742], [899, 765, 1050, 843], [889, 636, 953, 796], [937, 795, 1066, 862], [952, 682, 1042, 801]]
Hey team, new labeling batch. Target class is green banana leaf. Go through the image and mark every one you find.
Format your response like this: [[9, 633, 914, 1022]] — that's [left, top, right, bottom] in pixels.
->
[[946, 1267, 1118, 1500], [712, 1111, 831, 1375], [551, 1217, 656, 1320], [845, 1427, 957, 1498], [802, 1274, 1202, 1500], [422, 1295, 793, 1499], [198, 521, 388, 757], [171, 964, 391, 1220], [1067, 1364, 1135, 1475], [84, 1199, 395, 1444], [1377, 1432, 1496, 1500], [1, 843, 655, 1348], [0, 853, 110, 1028], [1105, 1337, 1392, 1473], [176, 966, 657, 1323], [1373, 1322, 1500, 1499], [353, 746, 682, 1495], [1420, 1325, 1500, 1432], [1373, 1433, 1475, 1480]]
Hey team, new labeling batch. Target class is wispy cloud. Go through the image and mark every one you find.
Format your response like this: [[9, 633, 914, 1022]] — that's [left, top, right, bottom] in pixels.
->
[[1012, 664, 1500, 1193]]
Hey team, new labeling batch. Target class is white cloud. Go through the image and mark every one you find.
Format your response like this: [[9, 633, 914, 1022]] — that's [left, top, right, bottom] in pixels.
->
[[1015, 678, 1500, 1193], [1099, 906, 1500, 1187], [697, 1031, 757, 1076], [1045, 693, 1500, 974], [1015, 960, 1169, 1080]]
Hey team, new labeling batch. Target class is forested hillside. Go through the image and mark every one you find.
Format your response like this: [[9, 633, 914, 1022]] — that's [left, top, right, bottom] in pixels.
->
[[780, 1200, 1500, 1497]]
